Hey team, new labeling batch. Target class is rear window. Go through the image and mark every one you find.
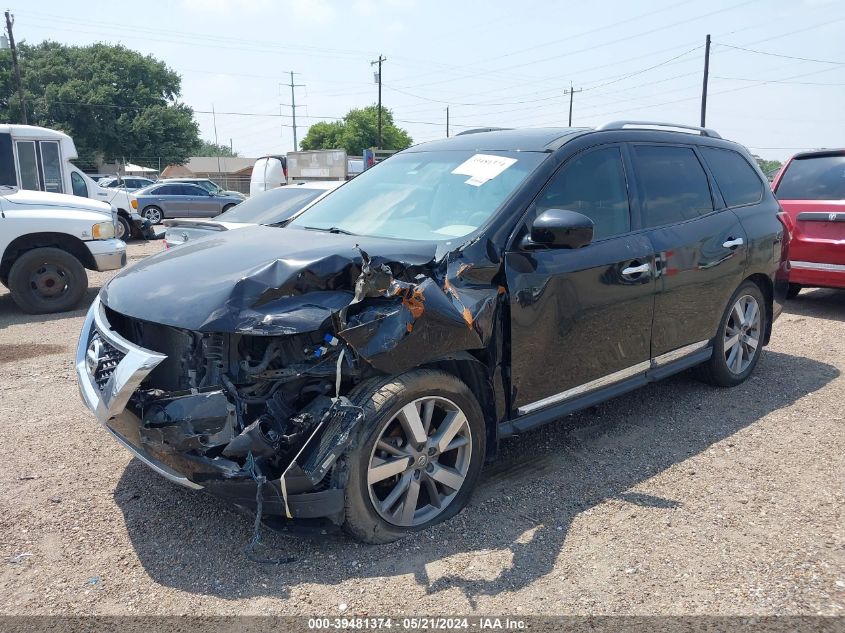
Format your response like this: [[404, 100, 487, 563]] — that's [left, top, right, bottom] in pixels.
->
[[775, 155, 845, 200], [701, 147, 763, 207]]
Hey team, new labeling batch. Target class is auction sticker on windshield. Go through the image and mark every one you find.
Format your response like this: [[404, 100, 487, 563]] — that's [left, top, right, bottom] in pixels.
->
[[451, 153, 517, 186]]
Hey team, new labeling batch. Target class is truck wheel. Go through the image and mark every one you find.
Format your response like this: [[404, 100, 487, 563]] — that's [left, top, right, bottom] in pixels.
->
[[786, 283, 802, 300], [342, 369, 485, 544], [115, 215, 132, 241], [142, 206, 163, 224], [697, 280, 766, 388], [8, 247, 88, 314]]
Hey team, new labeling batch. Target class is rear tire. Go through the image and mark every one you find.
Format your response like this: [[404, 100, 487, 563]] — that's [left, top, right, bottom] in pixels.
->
[[8, 247, 88, 314], [786, 283, 802, 300], [697, 281, 766, 387], [342, 369, 485, 544], [142, 206, 163, 224]]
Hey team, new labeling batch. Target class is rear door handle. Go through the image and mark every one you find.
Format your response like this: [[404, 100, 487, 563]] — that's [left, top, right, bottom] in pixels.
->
[[622, 263, 650, 276], [723, 237, 744, 248]]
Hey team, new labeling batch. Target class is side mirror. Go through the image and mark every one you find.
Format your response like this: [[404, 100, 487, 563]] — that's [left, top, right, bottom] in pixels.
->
[[526, 209, 594, 249]]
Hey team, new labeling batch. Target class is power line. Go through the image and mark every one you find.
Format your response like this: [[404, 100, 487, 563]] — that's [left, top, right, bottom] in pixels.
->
[[713, 76, 845, 86], [714, 42, 845, 65]]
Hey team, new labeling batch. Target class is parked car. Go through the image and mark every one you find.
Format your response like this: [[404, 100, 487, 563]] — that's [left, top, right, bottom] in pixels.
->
[[771, 149, 845, 298], [163, 181, 341, 248], [130, 182, 243, 223], [76, 122, 788, 543], [0, 124, 149, 241], [161, 177, 245, 200], [1, 189, 125, 313], [101, 176, 156, 191]]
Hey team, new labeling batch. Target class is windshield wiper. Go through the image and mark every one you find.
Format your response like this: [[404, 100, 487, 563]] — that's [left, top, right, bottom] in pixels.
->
[[302, 225, 355, 235]]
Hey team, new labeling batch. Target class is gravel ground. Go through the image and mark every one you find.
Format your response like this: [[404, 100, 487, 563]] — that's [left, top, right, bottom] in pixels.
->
[[0, 240, 842, 616]]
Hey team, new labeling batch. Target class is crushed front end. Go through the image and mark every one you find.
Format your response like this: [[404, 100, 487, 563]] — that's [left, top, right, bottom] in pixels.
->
[[75, 296, 363, 522]]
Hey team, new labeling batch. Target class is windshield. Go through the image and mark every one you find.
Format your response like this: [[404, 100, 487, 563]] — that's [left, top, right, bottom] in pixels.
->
[[215, 186, 326, 224], [776, 155, 845, 200], [289, 149, 546, 241]]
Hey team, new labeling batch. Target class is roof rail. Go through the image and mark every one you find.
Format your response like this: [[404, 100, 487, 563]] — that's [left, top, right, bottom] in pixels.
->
[[597, 120, 721, 139], [455, 127, 513, 136]]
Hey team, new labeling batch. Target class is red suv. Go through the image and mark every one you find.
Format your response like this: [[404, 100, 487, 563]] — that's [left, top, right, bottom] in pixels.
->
[[772, 149, 845, 297]]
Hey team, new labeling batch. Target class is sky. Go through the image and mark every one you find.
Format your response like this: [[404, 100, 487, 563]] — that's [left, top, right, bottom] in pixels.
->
[[14, 0, 845, 162]]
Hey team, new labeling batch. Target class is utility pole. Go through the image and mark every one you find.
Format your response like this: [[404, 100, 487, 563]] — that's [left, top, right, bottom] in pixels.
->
[[4, 11, 27, 124], [212, 103, 221, 175], [281, 71, 304, 151], [371, 55, 386, 148], [563, 83, 582, 127], [700, 34, 711, 127], [446, 106, 450, 138]]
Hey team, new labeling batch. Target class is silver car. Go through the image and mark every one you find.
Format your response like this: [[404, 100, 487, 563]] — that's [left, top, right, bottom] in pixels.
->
[[131, 182, 243, 224]]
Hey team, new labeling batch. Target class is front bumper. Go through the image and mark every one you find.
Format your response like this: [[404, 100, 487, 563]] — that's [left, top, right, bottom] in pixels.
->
[[74, 297, 344, 518], [85, 239, 127, 271]]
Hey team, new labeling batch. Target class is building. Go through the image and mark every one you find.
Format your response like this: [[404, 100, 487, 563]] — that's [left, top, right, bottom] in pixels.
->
[[161, 157, 256, 194]]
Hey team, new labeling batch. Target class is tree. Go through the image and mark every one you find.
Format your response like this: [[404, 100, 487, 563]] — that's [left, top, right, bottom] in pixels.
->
[[0, 41, 200, 167], [196, 140, 239, 157], [301, 105, 412, 155], [754, 156, 782, 176]]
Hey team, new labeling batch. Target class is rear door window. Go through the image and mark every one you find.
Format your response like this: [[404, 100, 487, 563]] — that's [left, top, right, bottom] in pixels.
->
[[775, 155, 845, 200], [701, 147, 763, 207], [632, 145, 714, 227]]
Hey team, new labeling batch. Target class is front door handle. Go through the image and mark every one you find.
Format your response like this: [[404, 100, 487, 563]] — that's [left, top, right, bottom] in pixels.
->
[[622, 263, 650, 276], [723, 237, 744, 248]]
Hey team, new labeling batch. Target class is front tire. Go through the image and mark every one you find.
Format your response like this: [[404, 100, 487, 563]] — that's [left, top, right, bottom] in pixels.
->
[[115, 215, 132, 241], [8, 247, 88, 314], [342, 370, 485, 544], [698, 281, 766, 387], [222, 204, 236, 213]]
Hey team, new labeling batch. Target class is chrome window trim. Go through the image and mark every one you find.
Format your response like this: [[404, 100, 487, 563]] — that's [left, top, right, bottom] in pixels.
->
[[517, 339, 711, 415], [790, 260, 845, 272]]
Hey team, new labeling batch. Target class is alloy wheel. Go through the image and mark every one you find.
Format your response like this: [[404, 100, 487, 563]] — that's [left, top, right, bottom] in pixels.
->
[[367, 396, 473, 527], [724, 294, 761, 375], [144, 208, 162, 224]]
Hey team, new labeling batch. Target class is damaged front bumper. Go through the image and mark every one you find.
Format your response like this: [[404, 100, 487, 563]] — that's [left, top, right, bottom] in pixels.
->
[[75, 296, 347, 519]]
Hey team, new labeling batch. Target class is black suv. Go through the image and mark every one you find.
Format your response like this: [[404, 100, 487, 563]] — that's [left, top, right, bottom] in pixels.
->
[[76, 122, 789, 543]]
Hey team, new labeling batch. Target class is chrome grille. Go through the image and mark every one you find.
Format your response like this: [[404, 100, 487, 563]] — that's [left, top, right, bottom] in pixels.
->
[[91, 333, 126, 390]]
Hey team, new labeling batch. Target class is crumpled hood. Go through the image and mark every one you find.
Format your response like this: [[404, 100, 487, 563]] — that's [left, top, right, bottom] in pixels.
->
[[101, 224, 438, 333]]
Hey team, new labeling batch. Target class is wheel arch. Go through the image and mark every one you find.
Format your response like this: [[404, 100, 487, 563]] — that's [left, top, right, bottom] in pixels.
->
[[745, 273, 773, 345], [1, 232, 95, 281], [418, 352, 500, 460]]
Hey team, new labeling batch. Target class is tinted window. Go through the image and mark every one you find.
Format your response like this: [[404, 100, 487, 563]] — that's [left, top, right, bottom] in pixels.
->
[[150, 184, 176, 195], [775, 155, 845, 200], [181, 184, 208, 195], [701, 147, 763, 207], [536, 146, 630, 240], [71, 171, 88, 197], [633, 145, 714, 227], [218, 187, 325, 224], [0, 133, 17, 186]]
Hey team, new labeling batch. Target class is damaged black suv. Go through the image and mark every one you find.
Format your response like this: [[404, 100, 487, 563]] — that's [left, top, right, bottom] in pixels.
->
[[77, 122, 789, 543]]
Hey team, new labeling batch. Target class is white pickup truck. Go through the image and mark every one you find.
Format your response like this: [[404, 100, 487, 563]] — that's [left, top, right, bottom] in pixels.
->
[[0, 188, 126, 314]]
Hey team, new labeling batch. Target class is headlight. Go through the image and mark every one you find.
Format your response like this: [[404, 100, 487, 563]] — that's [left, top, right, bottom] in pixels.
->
[[131, 199, 138, 209], [92, 221, 115, 240]]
